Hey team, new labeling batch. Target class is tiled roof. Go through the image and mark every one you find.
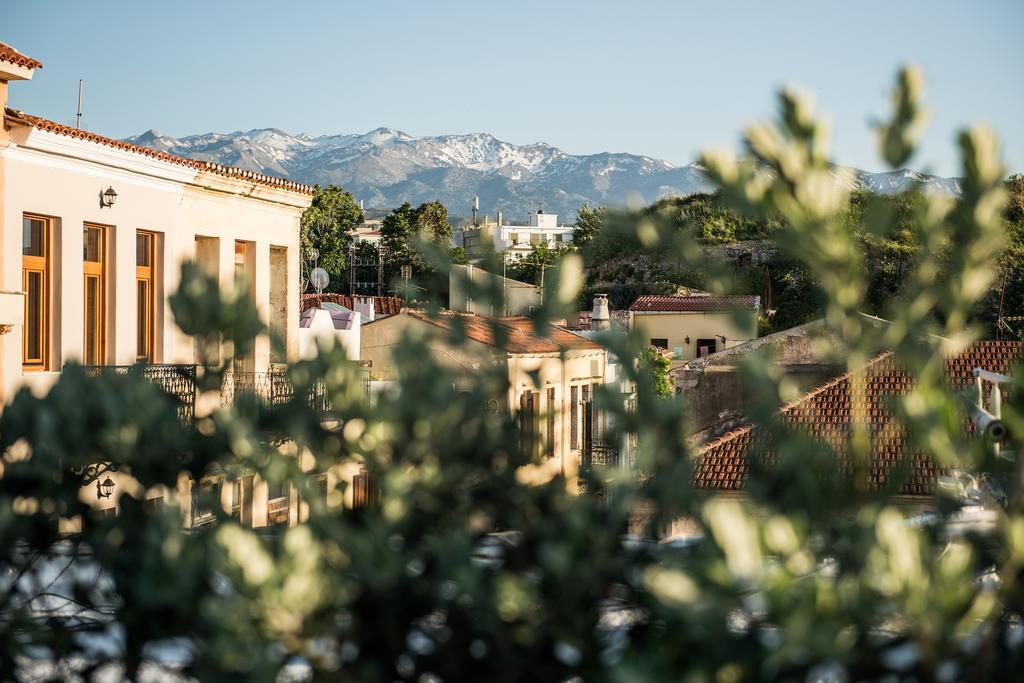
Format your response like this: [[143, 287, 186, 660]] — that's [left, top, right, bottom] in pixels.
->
[[629, 294, 761, 312], [397, 310, 602, 355], [693, 341, 1023, 497], [0, 42, 42, 70], [301, 293, 403, 317], [4, 108, 314, 195]]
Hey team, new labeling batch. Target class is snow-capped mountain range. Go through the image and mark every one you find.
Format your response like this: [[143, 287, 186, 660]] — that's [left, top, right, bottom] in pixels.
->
[[123, 127, 962, 219]]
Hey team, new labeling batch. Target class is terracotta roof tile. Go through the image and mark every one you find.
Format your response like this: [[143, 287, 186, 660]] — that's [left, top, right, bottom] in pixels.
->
[[4, 108, 314, 195], [301, 293, 403, 316], [383, 310, 602, 355], [0, 42, 42, 70], [629, 294, 761, 312], [693, 341, 1023, 497]]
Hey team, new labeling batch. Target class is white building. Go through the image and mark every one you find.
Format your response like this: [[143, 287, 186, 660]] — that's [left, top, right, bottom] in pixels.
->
[[459, 209, 574, 262], [352, 217, 383, 246], [299, 302, 361, 360], [0, 42, 313, 407]]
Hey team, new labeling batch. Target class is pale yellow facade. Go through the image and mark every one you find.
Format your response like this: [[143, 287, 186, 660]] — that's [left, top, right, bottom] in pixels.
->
[[1, 48, 315, 529], [360, 311, 608, 480], [629, 309, 758, 360], [449, 263, 542, 316]]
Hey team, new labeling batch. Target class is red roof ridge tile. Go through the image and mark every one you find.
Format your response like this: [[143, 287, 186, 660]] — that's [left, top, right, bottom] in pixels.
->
[[4, 108, 315, 195], [629, 293, 761, 312], [0, 42, 42, 70], [777, 352, 895, 413]]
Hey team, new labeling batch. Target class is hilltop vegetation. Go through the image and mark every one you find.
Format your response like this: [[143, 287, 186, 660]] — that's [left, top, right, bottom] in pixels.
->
[[575, 179, 1024, 335]]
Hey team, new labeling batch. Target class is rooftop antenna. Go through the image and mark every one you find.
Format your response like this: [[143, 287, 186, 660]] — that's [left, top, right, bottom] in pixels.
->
[[75, 79, 83, 129], [472, 195, 479, 227]]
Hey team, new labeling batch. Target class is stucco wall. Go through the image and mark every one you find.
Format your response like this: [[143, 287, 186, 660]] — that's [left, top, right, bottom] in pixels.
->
[[449, 264, 542, 316], [0, 126, 307, 400], [630, 310, 758, 360], [360, 312, 607, 479]]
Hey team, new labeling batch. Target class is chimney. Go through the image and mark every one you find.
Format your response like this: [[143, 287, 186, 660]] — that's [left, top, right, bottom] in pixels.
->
[[353, 296, 375, 322], [497, 210, 503, 227], [591, 294, 610, 331]]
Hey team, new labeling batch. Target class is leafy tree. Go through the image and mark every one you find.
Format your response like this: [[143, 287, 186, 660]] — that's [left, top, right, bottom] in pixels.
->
[[448, 245, 468, 265], [381, 200, 454, 270], [300, 185, 363, 292], [507, 242, 575, 285], [380, 201, 418, 267], [573, 203, 607, 244], [415, 200, 454, 247], [638, 346, 672, 398]]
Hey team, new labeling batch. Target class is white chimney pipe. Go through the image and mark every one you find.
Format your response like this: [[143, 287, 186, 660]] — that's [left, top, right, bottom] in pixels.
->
[[592, 294, 610, 331], [353, 296, 375, 322]]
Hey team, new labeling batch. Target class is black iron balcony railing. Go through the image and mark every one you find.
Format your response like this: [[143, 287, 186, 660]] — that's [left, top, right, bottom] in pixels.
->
[[82, 363, 370, 425], [219, 369, 337, 422], [581, 445, 622, 473], [83, 363, 197, 424]]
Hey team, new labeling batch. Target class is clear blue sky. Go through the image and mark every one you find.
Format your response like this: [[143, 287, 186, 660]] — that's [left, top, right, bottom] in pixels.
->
[[5, 0, 1023, 175]]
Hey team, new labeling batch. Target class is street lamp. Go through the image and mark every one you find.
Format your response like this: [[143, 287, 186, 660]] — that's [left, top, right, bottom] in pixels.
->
[[99, 186, 118, 208], [97, 476, 115, 499]]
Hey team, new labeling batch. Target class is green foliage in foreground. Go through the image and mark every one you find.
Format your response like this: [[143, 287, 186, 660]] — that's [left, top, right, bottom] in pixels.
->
[[2, 69, 1024, 683]]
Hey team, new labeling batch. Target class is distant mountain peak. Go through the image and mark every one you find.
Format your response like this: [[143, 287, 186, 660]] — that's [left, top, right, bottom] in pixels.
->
[[122, 126, 962, 219]]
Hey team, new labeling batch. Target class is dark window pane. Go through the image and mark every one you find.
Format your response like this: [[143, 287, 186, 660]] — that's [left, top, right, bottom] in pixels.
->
[[85, 276, 100, 364], [26, 272, 42, 360], [137, 232, 152, 267], [23, 217, 45, 256], [84, 226, 102, 263], [570, 385, 579, 450], [137, 280, 150, 359]]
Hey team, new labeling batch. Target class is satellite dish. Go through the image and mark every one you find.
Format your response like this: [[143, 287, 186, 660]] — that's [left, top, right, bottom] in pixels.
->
[[310, 267, 330, 293]]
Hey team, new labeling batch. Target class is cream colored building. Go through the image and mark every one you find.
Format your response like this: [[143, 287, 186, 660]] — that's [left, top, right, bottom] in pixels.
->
[[449, 263, 542, 316], [1, 42, 315, 528], [361, 309, 608, 478], [628, 294, 760, 360]]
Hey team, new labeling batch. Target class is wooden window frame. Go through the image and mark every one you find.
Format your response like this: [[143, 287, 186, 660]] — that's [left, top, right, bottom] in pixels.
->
[[83, 223, 108, 366], [136, 230, 156, 362], [22, 214, 51, 371]]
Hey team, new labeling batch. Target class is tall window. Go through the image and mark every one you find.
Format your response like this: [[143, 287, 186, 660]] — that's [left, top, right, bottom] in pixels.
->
[[83, 224, 107, 365], [269, 247, 288, 365], [233, 241, 256, 373], [519, 390, 540, 459], [136, 231, 155, 362], [545, 387, 556, 459], [570, 385, 579, 451], [267, 478, 290, 526], [22, 215, 50, 370]]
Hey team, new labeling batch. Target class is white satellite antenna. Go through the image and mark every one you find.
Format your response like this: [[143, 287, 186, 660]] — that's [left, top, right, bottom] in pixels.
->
[[310, 267, 330, 295]]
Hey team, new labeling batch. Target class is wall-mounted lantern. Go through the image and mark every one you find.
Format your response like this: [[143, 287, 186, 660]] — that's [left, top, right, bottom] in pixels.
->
[[96, 476, 115, 499], [684, 336, 691, 344], [99, 186, 118, 209]]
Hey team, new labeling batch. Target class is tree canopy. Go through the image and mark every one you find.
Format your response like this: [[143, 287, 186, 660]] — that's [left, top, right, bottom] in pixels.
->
[[300, 184, 364, 292]]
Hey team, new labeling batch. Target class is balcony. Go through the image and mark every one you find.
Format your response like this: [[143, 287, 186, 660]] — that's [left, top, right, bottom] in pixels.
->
[[84, 363, 197, 423], [581, 444, 622, 472]]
